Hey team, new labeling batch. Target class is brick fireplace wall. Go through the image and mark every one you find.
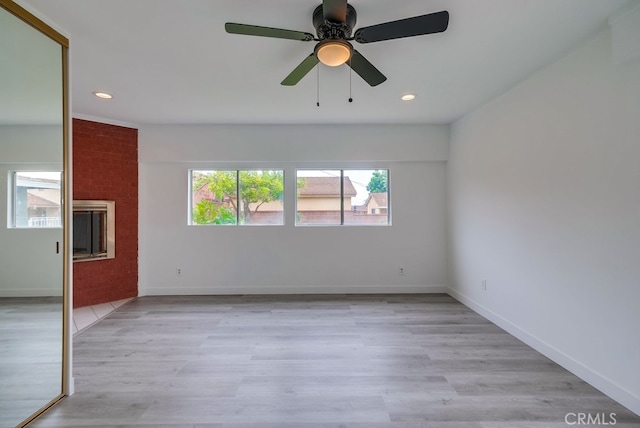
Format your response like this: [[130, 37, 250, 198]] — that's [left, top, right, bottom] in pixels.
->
[[73, 118, 138, 308]]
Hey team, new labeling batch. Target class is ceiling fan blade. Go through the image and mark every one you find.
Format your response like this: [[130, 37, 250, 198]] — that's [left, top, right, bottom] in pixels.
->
[[225, 23, 314, 42], [348, 50, 387, 87], [323, 0, 348, 23], [281, 53, 320, 86], [354, 10, 449, 44]]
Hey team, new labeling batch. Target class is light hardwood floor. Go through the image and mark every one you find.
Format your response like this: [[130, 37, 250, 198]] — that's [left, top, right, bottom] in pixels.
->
[[31, 294, 640, 427]]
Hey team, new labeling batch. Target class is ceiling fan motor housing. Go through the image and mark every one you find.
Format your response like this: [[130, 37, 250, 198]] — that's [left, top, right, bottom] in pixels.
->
[[312, 4, 357, 40]]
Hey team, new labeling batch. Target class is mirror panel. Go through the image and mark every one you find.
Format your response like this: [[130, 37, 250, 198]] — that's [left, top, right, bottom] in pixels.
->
[[0, 2, 68, 427], [0, 4, 62, 125]]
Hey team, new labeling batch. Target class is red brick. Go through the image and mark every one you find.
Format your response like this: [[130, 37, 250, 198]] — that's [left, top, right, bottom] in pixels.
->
[[72, 119, 138, 308]]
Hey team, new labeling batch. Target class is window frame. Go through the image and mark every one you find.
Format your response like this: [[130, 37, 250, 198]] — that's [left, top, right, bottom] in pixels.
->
[[295, 168, 390, 227], [189, 169, 285, 226], [9, 170, 63, 229]]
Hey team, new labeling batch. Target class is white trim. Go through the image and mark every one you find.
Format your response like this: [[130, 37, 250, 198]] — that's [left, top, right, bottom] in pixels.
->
[[447, 287, 640, 416], [140, 284, 447, 296]]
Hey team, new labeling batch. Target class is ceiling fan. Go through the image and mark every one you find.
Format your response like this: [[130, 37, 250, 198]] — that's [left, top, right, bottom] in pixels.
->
[[225, 0, 449, 87]]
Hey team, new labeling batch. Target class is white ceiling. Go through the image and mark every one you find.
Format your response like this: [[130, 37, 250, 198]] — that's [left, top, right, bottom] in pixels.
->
[[19, 0, 633, 126]]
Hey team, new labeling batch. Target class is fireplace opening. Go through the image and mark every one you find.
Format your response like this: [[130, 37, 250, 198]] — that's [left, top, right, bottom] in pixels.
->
[[73, 200, 115, 261]]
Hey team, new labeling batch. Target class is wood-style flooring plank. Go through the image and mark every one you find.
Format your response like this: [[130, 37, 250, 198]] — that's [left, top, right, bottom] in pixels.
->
[[30, 294, 640, 427]]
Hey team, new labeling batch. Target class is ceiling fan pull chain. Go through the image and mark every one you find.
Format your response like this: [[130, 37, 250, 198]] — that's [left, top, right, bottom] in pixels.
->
[[348, 57, 353, 103], [317, 65, 320, 107]]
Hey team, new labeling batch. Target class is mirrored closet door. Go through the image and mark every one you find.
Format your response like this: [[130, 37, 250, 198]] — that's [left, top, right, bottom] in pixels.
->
[[0, 1, 70, 427]]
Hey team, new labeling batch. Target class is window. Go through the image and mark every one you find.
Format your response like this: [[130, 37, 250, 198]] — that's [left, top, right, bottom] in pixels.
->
[[190, 170, 284, 225], [296, 169, 389, 226], [10, 171, 62, 228]]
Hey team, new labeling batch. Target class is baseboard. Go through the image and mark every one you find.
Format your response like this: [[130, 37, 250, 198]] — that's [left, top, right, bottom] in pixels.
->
[[139, 284, 447, 296], [447, 287, 640, 417], [0, 289, 63, 298]]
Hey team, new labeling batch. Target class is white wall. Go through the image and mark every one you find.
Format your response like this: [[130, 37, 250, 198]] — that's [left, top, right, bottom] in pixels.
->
[[0, 125, 63, 296], [448, 27, 640, 414], [139, 124, 448, 295]]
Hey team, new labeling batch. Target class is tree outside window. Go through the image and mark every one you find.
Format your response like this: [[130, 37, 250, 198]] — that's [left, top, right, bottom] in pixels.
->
[[191, 170, 284, 225]]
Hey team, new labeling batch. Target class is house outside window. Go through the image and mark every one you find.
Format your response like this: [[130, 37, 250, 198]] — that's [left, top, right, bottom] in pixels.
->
[[189, 169, 389, 226], [296, 169, 389, 226], [10, 171, 62, 228]]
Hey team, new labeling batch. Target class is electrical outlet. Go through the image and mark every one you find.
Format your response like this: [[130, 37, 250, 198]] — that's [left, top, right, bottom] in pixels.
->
[[176, 268, 182, 276], [481, 280, 487, 291], [399, 267, 405, 276]]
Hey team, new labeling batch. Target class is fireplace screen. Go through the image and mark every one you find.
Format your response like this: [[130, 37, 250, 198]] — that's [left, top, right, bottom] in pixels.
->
[[73, 200, 115, 261]]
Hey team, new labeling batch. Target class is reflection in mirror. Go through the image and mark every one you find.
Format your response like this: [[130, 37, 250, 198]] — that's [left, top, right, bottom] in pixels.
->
[[0, 2, 66, 427]]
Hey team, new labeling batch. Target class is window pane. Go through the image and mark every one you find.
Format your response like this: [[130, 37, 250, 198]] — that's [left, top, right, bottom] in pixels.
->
[[296, 169, 390, 226], [344, 169, 389, 225], [191, 170, 238, 225], [238, 170, 284, 225], [14, 171, 62, 228], [296, 170, 342, 225], [190, 170, 284, 226]]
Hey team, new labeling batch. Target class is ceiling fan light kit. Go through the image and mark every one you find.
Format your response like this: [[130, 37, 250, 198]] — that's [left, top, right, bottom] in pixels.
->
[[225, 0, 449, 87], [316, 40, 352, 66]]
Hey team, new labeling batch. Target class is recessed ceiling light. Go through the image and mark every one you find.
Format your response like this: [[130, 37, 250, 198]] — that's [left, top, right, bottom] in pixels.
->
[[401, 94, 416, 101], [93, 91, 113, 99]]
